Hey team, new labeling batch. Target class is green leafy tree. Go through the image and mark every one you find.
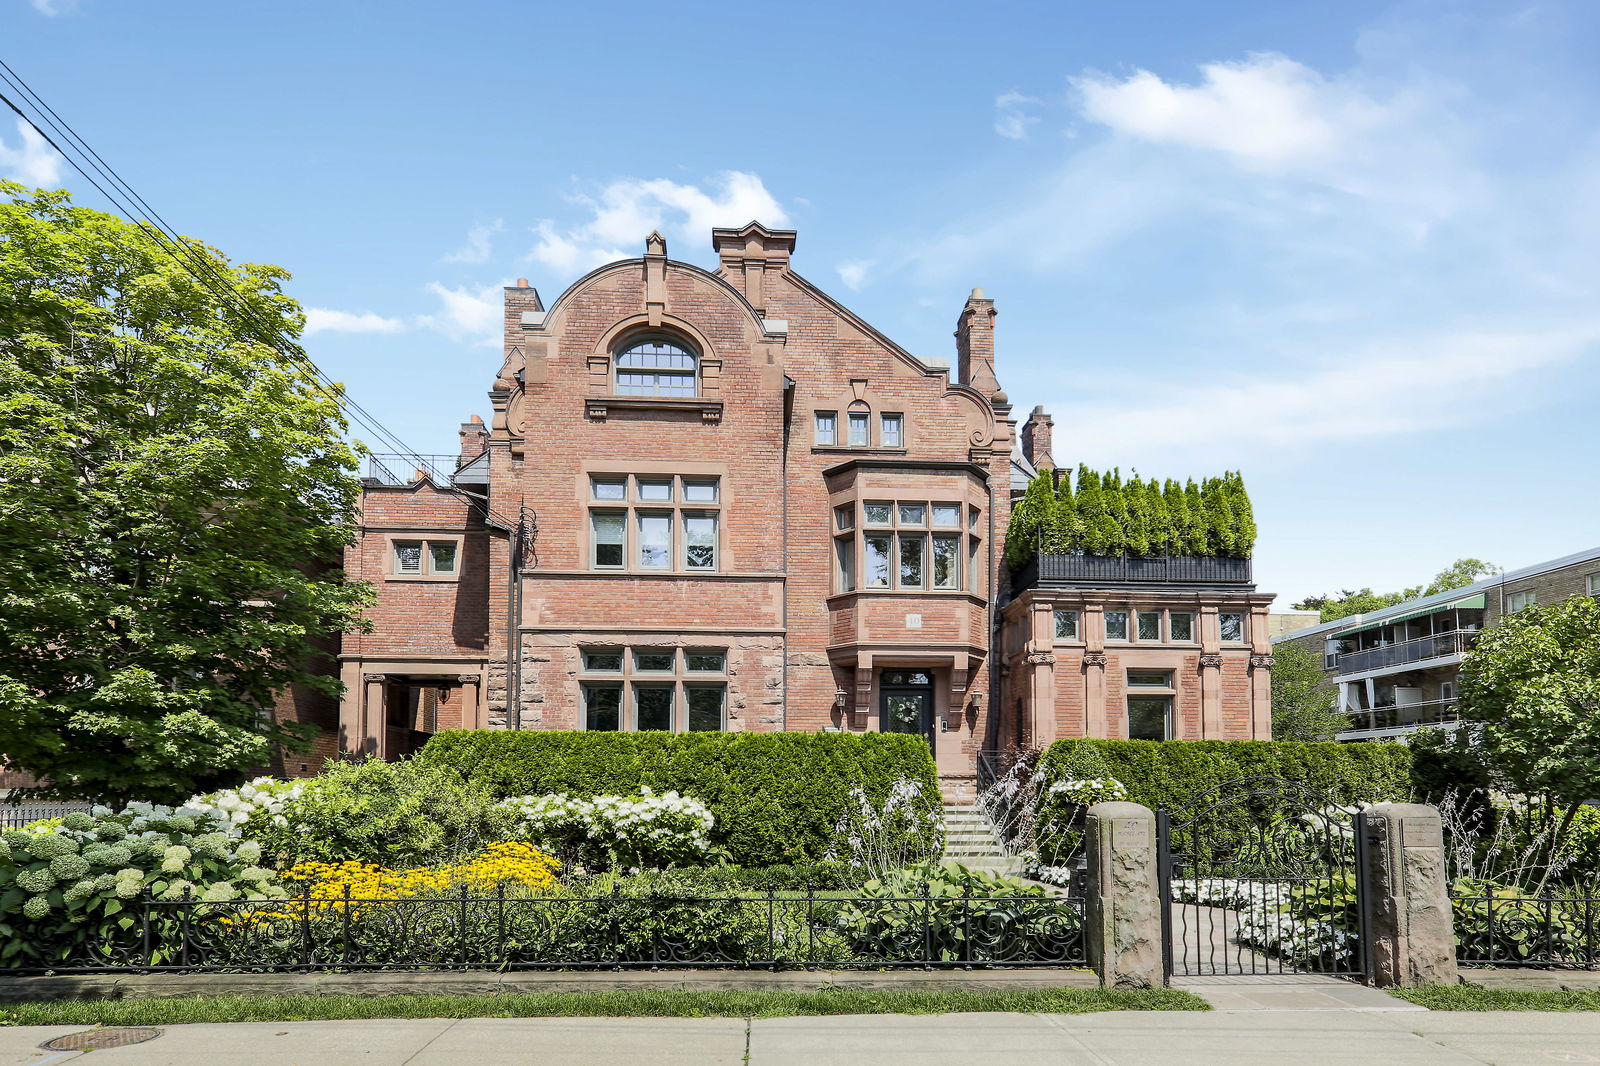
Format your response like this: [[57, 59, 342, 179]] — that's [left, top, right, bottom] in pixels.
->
[[1181, 479, 1208, 555], [1294, 558, 1500, 623], [1123, 474, 1152, 556], [1146, 479, 1174, 555], [1269, 642, 1348, 741], [1423, 558, 1498, 596], [0, 182, 372, 804], [1003, 472, 1054, 569], [1201, 476, 1237, 555], [1046, 470, 1081, 553], [1458, 595, 1600, 851], [1226, 472, 1257, 556]]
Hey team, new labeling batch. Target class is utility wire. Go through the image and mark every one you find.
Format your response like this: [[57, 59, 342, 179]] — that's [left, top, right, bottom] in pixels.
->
[[0, 61, 522, 530]]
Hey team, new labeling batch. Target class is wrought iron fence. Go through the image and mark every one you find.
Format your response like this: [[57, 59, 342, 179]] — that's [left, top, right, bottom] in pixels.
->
[[1, 884, 1087, 975], [1012, 553, 1253, 592], [1451, 886, 1599, 970], [0, 803, 93, 828]]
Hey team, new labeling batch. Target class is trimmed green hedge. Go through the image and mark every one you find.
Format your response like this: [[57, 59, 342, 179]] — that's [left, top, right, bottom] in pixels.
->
[[1038, 738, 1412, 811], [417, 731, 940, 867]]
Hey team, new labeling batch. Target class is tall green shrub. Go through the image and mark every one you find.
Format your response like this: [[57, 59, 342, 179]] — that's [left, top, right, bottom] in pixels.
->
[[1037, 738, 1413, 812], [1004, 473, 1055, 570], [417, 731, 941, 867]]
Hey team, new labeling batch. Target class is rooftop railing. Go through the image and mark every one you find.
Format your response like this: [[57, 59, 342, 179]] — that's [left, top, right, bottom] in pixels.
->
[[363, 454, 463, 486], [1338, 698, 1461, 737], [1011, 553, 1253, 591]]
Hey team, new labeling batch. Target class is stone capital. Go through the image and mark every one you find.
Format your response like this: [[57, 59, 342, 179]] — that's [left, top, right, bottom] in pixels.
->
[[1082, 652, 1108, 668], [1198, 653, 1224, 670], [1025, 651, 1055, 666], [1249, 654, 1275, 669], [361, 673, 386, 685]]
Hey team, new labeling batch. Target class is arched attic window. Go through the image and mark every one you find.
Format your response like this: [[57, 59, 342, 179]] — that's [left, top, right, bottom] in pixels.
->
[[615, 336, 697, 397]]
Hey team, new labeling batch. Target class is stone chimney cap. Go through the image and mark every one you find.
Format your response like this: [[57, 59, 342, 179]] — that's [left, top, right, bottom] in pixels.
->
[[970, 287, 985, 300], [469, 414, 484, 425], [515, 278, 529, 288]]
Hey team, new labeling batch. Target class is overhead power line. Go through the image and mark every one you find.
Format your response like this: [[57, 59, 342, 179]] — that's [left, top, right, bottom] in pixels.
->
[[0, 60, 521, 530]]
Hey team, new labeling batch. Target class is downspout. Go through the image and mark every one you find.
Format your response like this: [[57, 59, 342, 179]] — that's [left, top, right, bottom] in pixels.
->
[[780, 378, 793, 728], [985, 472, 999, 753], [508, 515, 522, 731]]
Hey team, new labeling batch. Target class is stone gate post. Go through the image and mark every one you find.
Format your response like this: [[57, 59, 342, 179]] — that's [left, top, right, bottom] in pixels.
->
[[1085, 801, 1164, 988], [1360, 803, 1458, 987]]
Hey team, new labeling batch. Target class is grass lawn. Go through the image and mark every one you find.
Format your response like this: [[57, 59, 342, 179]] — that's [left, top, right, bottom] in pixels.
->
[[1390, 985, 1600, 1011], [0, 987, 1207, 1026]]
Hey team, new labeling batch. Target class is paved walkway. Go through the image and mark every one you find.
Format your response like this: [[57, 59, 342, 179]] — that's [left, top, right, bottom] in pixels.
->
[[6, 1006, 1600, 1065]]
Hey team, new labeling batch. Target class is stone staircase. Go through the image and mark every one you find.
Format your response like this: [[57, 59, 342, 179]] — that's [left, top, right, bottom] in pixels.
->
[[940, 803, 1019, 873]]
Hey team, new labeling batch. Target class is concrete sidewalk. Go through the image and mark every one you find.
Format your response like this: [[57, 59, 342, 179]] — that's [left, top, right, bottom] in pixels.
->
[[6, 1009, 1600, 1065]]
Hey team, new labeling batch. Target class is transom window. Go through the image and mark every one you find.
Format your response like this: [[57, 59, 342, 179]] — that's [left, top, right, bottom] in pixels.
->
[[588, 474, 720, 572], [578, 645, 727, 732], [833, 499, 975, 594], [615, 338, 697, 397]]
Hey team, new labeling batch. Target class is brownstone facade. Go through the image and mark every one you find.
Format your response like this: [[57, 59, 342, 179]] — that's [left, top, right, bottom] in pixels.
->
[[339, 224, 1017, 792]]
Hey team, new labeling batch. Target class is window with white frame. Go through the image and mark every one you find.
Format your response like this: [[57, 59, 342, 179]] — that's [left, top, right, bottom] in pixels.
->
[[836, 499, 968, 593], [588, 474, 720, 572], [577, 646, 727, 731], [391, 538, 460, 579], [614, 337, 697, 396], [880, 413, 903, 448], [815, 411, 837, 446], [1053, 608, 1079, 640], [1587, 572, 1600, 597], [847, 410, 870, 447], [1506, 590, 1537, 613], [1219, 611, 1246, 643]]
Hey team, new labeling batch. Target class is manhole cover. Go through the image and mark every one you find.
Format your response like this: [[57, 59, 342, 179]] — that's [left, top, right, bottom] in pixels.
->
[[41, 1027, 162, 1050]]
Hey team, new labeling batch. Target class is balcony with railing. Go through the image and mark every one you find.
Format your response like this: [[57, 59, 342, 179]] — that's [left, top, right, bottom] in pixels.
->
[[363, 454, 463, 487], [1338, 698, 1462, 739], [1331, 629, 1477, 676]]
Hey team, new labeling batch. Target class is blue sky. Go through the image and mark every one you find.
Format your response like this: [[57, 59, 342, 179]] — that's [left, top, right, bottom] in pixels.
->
[[6, 0, 1599, 606]]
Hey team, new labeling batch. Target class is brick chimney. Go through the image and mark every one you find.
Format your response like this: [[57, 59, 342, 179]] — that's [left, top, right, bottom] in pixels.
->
[[712, 221, 797, 315], [1021, 405, 1056, 472], [955, 287, 1000, 397], [459, 414, 488, 461]]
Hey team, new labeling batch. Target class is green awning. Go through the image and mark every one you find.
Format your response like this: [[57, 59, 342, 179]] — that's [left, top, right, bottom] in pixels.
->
[[1343, 593, 1486, 636]]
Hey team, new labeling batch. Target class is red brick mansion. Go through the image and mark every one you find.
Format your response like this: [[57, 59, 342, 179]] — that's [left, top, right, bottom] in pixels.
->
[[330, 224, 1276, 794]]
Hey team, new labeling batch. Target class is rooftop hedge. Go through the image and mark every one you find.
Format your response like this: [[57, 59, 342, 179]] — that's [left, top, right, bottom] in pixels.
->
[[1004, 466, 1256, 570], [417, 730, 941, 867], [1037, 737, 1413, 812]]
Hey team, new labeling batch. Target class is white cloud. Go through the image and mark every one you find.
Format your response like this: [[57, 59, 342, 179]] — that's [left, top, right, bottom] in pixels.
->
[[303, 308, 407, 336], [418, 281, 504, 346], [994, 90, 1041, 141], [28, 0, 75, 14], [1072, 54, 1391, 172], [443, 220, 505, 264], [836, 259, 875, 291], [527, 171, 787, 276], [1043, 323, 1600, 470], [0, 119, 62, 188]]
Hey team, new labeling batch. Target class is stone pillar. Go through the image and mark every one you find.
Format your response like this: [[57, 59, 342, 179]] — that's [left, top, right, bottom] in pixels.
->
[[1086, 802, 1165, 988], [1361, 803, 1458, 987]]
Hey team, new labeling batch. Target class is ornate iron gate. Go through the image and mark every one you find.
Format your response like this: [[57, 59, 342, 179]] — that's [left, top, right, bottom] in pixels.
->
[[1157, 777, 1370, 979]]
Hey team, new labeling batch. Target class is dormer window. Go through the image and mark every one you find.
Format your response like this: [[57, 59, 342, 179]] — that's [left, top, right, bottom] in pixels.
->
[[616, 338, 696, 397]]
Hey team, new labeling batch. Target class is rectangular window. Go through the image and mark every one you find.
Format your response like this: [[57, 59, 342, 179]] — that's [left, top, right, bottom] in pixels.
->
[[864, 502, 893, 525], [633, 684, 675, 731], [969, 538, 980, 593], [932, 503, 961, 527], [428, 543, 458, 575], [683, 479, 719, 503], [637, 478, 673, 502], [591, 476, 626, 500], [898, 503, 927, 526], [865, 535, 892, 588], [686, 650, 726, 673], [1127, 697, 1169, 741], [814, 411, 837, 446], [931, 535, 959, 589], [637, 512, 672, 569], [581, 649, 623, 672], [880, 414, 903, 447], [582, 683, 622, 731], [1053, 609, 1079, 640], [899, 535, 925, 589], [683, 513, 717, 570], [591, 512, 625, 568], [1589, 573, 1600, 596], [969, 507, 980, 531], [1169, 612, 1194, 642], [1105, 610, 1129, 642], [836, 538, 856, 592], [1137, 611, 1162, 642], [835, 505, 854, 531], [1128, 670, 1173, 687], [393, 541, 423, 574], [1507, 590, 1537, 613], [848, 412, 870, 446], [634, 649, 675, 672], [1219, 612, 1245, 642], [686, 685, 726, 731]]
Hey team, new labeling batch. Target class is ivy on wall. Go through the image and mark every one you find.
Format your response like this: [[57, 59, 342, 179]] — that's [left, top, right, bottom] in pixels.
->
[[1004, 465, 1256, 570]]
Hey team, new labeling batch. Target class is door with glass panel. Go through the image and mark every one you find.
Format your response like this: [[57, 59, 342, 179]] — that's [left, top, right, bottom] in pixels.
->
[[880, 669, 934, 747]]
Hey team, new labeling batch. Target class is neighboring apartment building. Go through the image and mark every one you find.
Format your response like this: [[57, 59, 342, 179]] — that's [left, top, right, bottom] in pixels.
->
[[337, 223, 1276, 795], [1274, 545, 1600, 742]]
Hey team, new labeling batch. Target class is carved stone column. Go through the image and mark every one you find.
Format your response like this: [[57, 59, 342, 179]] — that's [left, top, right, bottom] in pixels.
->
[[1362, 804, 1458, 987], [1248, 654, 1274, 740], [1083, 652, 1109, 738], [458, 674, 484, 731], [361, 674, 387, 759], [1198, 653, 1224, 739]]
